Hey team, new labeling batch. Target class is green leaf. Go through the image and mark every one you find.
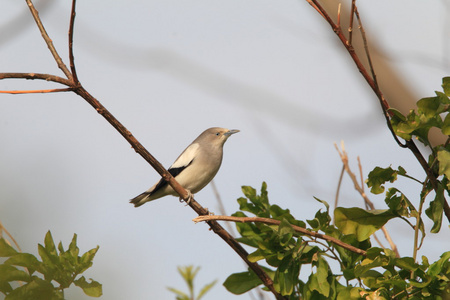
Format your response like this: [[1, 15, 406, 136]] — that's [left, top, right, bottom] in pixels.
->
[[223, 269, 264, 294], [74, 276, 103, 297], [307, 257, 330, 297], [427, 251, 450, 277], [6, 276, 59, 300], [79, 246, 99, 273], [437, 149, 450, 178], [334, 207, 396, 241], [0, 264, 30, 282], [417, 96, 443, 118], [167, 287, 190, 300], [425, 184, 445, 233], [367, 166, 398, 194], [0, 239, 18, 257], [443, 77, 450, 97], [385, 188, 418, 218], [197, 279, 217, 300], [4, 253, 40, 275], [43, 231, 57, 257]]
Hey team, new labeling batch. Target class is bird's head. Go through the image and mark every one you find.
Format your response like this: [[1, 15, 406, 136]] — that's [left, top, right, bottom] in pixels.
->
[[196, 127, 240, 148]]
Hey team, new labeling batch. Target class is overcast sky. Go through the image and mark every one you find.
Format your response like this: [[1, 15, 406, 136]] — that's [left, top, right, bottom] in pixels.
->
[[1, 1, 449, 299]]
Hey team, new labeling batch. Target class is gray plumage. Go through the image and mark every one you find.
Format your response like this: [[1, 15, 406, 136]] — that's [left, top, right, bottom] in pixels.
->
[[130, 127, 239, 207]]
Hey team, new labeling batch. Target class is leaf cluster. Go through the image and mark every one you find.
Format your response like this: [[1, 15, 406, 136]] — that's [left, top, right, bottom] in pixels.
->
[[0, 231, 102, 299], [223, 183, 450, 299]]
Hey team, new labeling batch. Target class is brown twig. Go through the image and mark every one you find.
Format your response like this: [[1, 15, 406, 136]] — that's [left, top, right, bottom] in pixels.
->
[[334, 142, 400, 257], [68, 0, 79, 85], [348, 0, 356, 46], [0, 73, 72, 86], [306, 0, 450, 224], [193, 215, 367, 256], [0, 221, 22, 252], [25, 0, 72, 80], [0, 88, 73, 94]]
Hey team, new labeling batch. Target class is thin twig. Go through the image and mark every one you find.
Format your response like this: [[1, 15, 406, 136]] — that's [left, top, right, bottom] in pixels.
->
[[348, 0, 356, 46], [193, 215, 367, 256], [0, 88, 73, 94], [354, 7, 378, 92], [337, 3, 341, 31], [333, 165, 345, 223], [25, 0, 73, 80], [0, 73, 72, 86], [334, 142, 400, 257], [0, 221, 22, 252], [68, 0, 79, 85]]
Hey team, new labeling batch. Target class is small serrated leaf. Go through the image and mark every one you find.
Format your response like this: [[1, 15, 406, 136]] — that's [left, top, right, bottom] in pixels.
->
[[74, 276, 103, 297], [366, 166, 397, 194]]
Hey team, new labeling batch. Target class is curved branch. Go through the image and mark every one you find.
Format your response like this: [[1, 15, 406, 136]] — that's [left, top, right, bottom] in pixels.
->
[[193, 215, 368, 256], [0, 73, 72, 86]]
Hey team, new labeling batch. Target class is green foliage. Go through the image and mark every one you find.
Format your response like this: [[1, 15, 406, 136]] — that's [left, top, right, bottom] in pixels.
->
[[222, 78, 450, 299], [224, 183, 450, 299], [167, 266, 216, 300], [0, 231, 102, 299]]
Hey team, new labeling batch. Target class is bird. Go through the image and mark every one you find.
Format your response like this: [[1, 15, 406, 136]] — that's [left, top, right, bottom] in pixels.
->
[[130, 127, 239, 207]]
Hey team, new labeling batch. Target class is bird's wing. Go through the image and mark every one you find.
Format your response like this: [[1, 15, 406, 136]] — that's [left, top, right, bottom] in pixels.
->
[[148, 143, 199, 195], [169, 142, 199, 174]]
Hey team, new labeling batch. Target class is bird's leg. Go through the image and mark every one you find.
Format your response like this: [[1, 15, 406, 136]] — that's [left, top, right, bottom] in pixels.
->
[[179, 190, 194, 205]]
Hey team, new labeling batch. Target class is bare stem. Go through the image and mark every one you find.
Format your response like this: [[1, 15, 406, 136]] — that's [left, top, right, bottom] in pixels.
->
[[25, 0, 72, 80], [334, 142, 400, 257]]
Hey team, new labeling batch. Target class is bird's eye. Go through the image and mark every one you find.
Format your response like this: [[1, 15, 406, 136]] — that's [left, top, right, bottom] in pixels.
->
[[215, 132, 220, 136]]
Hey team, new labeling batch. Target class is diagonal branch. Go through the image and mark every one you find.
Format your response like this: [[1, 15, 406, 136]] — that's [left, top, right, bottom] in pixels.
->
[[306, 0, 450, 224], [3, 2, 286, 298]]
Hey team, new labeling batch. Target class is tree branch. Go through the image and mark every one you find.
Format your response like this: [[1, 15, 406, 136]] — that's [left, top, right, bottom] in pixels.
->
[[0, 73, 72, 86], [306, 0, 450, 224], [193, 215, 367, 256], [25, 0, 73, 80]]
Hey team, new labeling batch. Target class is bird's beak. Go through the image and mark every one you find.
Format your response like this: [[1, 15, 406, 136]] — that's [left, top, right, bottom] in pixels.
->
[[224, 129, 240, 137]]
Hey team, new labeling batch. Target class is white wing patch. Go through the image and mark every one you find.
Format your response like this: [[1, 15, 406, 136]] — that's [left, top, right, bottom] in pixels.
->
[[170, 143, 200, 169]]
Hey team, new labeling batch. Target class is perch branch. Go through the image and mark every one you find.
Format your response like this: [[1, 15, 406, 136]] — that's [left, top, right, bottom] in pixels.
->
[[1, 1, 285, 298]]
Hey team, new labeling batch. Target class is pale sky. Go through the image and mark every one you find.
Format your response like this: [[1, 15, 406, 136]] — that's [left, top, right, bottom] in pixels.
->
[[1, 1, 449, 299]]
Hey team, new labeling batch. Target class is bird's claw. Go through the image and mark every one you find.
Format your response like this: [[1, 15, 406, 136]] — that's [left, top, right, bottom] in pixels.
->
[[179, 190, 194, 206]]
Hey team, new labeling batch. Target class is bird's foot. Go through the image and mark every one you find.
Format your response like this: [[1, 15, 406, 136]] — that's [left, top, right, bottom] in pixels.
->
[[179, 190, 194, 206]]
